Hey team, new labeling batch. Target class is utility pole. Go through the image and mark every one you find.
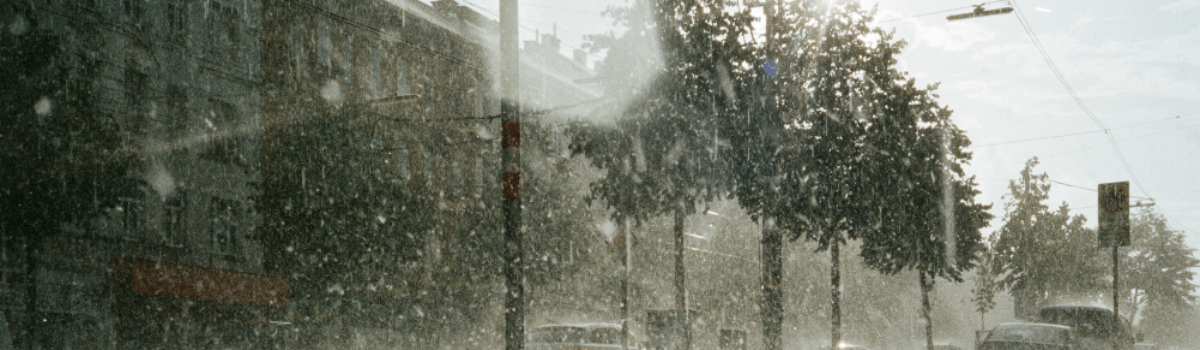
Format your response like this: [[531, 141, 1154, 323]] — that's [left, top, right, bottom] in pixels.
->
[[500, 1, 524, 350]]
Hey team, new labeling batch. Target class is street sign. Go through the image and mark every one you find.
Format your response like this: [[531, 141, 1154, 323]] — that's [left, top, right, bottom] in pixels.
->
[[1098, 181, 1130, 247]]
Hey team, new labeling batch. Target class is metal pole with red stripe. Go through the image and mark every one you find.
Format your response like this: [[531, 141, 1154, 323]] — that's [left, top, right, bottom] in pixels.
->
[[500, 1, 525, 350]]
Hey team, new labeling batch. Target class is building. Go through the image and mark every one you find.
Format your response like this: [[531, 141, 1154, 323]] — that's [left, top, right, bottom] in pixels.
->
[[259, 0, 601, 348], [0, 0, 284, 349]]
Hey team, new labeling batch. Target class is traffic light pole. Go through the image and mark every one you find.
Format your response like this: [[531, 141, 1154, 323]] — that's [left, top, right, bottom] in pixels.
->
[[500, 1, 524, 350]]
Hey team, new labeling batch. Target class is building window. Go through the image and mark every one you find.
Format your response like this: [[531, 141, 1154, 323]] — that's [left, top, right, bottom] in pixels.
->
[[166, 85, 188, 139], [394, 142, 411, 182], [317, 20, 332, 70], [167, 0, 187, 38], [474, 85, 485, 118], [207, 1, 239, 62], [289, 23, 307, 76], [368, 46, 383, 98], [474, 156, 484, 198], [122, 0, 145, 23], [119, 197, 142, 233], [451, 155, 463, 197], [210, 198, 238, 255], [335, 33, 354, 81], [123, 64, 148, 136], [163, 190, 187, 247], [395, 57, 409, 95], [200, 99, 245, 164], [421, 146, 434, 185]]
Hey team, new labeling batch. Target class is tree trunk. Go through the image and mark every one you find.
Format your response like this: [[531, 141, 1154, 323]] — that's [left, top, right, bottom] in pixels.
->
[[921, 271, 934, 350], [760, 217, 782, 350], [831, 238, 841, 349], [674, 208, 690, 350]]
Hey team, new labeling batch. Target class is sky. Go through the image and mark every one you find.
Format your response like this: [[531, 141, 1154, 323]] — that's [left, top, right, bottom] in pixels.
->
[[420, 0, 1200, 250]]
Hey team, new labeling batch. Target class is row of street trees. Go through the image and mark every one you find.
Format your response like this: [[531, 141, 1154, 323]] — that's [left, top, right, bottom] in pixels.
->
[[572, 1, 992, 350], [977, 159, 1198, 342]]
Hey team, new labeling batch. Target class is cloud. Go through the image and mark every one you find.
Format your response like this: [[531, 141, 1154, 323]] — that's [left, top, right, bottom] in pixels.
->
[[913, 21, 996, 52], [1072, 17, 1094, 29], [1160, 0, 1200, 11]]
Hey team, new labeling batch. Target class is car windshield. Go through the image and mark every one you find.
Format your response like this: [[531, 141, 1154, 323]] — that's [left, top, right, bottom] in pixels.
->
[[531, 327, 587, 344], [588, 327, 623, 345], [987, 325, 1070, 345], [1038, 308, 1123, 340], [3, 1, 1198, 350]]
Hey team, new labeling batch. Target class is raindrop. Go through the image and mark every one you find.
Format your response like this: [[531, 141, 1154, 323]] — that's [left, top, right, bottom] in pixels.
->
[[147, 161, 176, 198], [321, 80, 343, 104], [8, 14, 27, 36], [34, 97, 52, 116]]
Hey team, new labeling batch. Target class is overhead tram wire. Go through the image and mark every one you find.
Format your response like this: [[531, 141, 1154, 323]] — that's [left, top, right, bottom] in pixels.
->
[[1008, 0, 1155, 208], [975, 115, 1190, 147], [1046, 178, 1152, 200]]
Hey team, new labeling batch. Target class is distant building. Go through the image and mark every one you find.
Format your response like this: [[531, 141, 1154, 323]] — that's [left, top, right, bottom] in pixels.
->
[[0, 0, 283, 349]]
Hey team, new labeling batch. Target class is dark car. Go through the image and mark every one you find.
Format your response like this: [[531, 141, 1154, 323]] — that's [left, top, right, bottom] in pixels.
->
[[528, 323, 642, 350], [1037, 306, 1134, 350], [978, 323, 1079, 350]]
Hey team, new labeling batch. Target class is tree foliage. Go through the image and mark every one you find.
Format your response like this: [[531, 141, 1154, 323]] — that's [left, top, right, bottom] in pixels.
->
[[1121, 208, 1199, 325], [0, 5, 139, 237], [259, 104, 433, 296], [991, 158, 1109, 317], [572, 0, 753, 224], [971, 247, 1000, 328]]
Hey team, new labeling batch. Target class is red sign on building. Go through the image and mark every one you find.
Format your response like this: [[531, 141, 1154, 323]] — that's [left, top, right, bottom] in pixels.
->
[[122, 259, 288, 307]]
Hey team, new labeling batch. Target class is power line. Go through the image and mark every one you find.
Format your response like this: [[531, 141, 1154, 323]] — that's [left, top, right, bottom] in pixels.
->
[[1046, 178, 1151, 200], [1008, 0, 1153, 203], [975, 115, 1189, 147], [1028, 121, 1200, 160]]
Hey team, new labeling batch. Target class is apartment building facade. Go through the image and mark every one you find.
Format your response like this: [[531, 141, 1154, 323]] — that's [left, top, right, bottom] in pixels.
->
[[0, 0, 284, 349]]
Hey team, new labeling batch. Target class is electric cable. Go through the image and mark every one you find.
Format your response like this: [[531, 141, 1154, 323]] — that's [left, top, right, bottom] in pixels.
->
[[1008, 0, 1159, 218]]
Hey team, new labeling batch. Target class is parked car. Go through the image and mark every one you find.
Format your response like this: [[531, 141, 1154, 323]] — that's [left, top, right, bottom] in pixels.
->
[[1037, 306, 1134, 350], [822, 343, 871, 350], [528, 323, 643, 350], [978, 322, 1079, 350], [930, 343, 964, 350]]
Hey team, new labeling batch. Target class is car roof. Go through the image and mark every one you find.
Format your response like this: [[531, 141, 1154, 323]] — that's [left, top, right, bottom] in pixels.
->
[[995, 322, 1073, 330], [1040, 306, 1112, 312], [534, 323, 623, 329]]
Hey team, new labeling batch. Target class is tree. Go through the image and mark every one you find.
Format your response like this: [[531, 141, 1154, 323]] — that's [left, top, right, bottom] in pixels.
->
[[574, 1, 754, 349], [724, 1, 989, 347], [846, 47, 991, 350], [971, 247, 1000, 331], [258, 103, 434, 325], [1121, 208, 1198, 331], [991, 158, 1108, 319], [0, 5, 138, 349]]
